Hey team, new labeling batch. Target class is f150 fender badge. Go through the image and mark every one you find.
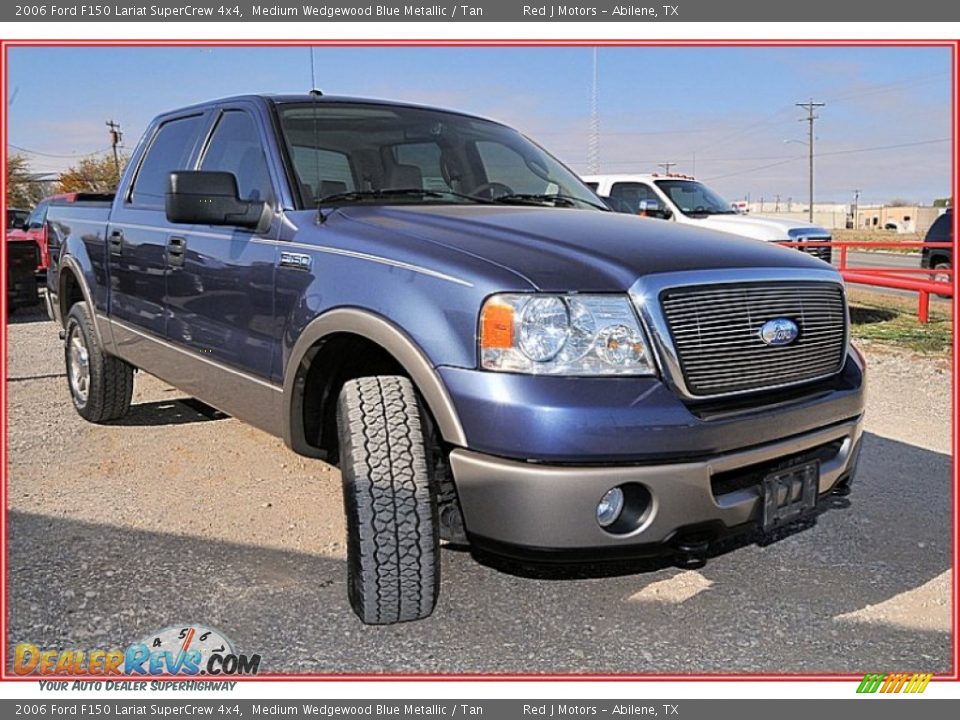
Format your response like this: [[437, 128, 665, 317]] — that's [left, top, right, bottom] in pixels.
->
[[759, 318, 799, 346], [279, 252, 312, 271]]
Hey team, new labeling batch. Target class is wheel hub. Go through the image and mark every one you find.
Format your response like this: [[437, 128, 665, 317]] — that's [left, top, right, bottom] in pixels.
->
[[68, 329, 90, 406]]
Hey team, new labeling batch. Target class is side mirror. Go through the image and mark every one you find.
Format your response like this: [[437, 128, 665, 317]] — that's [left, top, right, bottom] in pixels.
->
[[638, 199, 671, 220], [166, 171, 271, 233]]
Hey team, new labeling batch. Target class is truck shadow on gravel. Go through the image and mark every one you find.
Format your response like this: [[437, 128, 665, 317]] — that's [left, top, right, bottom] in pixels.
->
[[108, 397, 230, 426], [5, 431, 951, 673], [5, 304, 50, 325]]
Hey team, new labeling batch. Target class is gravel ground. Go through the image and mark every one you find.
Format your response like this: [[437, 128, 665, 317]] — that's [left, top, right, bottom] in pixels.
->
[[4, 302, 953, 674]]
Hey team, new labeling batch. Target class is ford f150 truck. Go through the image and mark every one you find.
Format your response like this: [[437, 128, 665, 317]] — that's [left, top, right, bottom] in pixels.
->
[[46, 95, 865, 625], [583, 173, 834, 264]]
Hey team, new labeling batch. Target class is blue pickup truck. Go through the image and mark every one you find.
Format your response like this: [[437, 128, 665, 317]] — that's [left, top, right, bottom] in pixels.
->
[[45, 94, 865, 625]]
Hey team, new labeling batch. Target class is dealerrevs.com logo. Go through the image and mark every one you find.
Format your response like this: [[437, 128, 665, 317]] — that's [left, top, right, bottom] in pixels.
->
[[13, 625, 261, 676], [856, 673, 932, 694]]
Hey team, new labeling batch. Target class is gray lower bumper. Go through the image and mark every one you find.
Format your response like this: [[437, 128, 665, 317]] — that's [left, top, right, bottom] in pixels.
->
[[449, 415, 863, 551]]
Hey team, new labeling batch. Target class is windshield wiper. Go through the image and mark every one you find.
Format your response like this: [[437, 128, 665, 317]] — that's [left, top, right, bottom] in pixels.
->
[[490, 193, 609, 211], [317, 188, 493, 206]]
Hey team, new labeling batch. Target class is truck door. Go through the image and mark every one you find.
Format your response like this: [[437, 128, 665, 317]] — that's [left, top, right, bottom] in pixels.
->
[[164, 106, 279, 380], [107, 113, 206, 338]]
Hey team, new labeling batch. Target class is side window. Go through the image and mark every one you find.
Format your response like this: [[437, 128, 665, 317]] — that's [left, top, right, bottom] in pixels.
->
[[394, 143, 449, 191], [200, 111, 273, 203], [474, 141, 552, 195], [610, 182, 657, 214], [289, 146, 355, 203], [130, 115, 203, 207]]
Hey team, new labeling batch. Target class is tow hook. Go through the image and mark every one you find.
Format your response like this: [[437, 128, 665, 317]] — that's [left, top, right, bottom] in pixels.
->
[[58, 329, 66, 341], [831, 475, 852, 497], [674, 539, 709, 568]]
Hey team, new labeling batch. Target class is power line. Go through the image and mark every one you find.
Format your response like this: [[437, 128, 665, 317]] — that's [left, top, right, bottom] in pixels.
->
[[702, 156, 804, 181], [564, 136, 952, 170], [700, 137, 949, 182], [817, 137, 949, 158], [8, 143, 111, 159]]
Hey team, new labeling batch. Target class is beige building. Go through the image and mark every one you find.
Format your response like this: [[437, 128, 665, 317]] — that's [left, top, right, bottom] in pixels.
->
[[855, 204, 944, 234], [744, 201, 947, 234]]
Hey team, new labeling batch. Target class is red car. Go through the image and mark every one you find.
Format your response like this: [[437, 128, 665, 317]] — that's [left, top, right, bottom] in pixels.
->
[[6, 192, 113, 278]]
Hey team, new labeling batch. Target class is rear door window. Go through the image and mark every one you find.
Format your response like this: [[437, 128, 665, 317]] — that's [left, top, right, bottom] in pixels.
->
[[130, 115, 204, 208], [200, 110, 274, 203]]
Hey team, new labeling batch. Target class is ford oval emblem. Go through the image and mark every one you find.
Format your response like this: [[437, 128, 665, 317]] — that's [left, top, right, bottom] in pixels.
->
[[759, 318, 799, 346]]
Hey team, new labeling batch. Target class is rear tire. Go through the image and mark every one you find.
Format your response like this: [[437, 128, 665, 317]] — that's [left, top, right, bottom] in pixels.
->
[[64, 303, 134, 422], [337, 376, 440, 625]]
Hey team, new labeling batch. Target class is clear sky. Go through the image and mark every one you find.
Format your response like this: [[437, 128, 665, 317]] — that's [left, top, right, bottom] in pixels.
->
[[6, 45, 953, 205]]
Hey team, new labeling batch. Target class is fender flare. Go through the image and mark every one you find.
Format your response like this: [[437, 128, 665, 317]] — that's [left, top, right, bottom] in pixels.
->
[[282, 307, 467, 451], [58, 255, 107, 349]]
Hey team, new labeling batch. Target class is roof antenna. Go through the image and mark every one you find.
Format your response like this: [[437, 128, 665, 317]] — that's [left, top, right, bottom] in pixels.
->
[[309, 46, 320, 95]]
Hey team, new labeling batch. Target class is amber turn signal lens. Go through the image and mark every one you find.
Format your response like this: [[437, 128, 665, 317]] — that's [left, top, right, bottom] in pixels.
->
[[481, 302, 515, 349]]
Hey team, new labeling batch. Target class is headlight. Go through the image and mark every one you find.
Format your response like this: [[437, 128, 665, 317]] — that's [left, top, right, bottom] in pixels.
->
[[480, 294, 656, 376]]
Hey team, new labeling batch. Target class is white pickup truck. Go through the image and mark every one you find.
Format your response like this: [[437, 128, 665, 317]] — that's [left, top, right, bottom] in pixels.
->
[[583, 173, 833, 264]]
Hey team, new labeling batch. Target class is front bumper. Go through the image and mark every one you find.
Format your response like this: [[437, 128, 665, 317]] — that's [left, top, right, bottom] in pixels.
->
[[450, 414, 863, 556], [438, 354, 864, 462]]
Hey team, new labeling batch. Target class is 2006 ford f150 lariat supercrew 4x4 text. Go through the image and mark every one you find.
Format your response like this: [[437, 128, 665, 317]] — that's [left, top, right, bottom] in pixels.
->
[[46, 95, 865, 625]]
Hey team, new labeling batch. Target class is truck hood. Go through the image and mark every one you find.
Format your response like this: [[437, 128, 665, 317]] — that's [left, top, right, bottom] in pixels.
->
[[686, 213, 831, 242], [338, 205, 833, 292]]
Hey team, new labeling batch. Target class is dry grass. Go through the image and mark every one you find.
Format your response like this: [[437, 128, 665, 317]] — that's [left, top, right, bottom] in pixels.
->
[[847, 287, 953, 355], [833, 228, 924, 254]]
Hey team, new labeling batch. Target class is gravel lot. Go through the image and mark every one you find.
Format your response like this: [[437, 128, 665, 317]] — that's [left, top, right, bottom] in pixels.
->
[[5, 302, 953, 674]]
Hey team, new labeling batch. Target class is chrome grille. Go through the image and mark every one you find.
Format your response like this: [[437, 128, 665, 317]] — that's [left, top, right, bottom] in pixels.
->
[[660, 282, 847, 397]]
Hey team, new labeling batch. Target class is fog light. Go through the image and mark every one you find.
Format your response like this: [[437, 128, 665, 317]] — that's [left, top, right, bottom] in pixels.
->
[[596, 487, 625, 527]]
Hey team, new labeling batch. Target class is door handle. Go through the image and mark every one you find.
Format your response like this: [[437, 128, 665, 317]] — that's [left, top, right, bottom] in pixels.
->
[[167, 236, 187, 267], [109, 229, 123, 256]]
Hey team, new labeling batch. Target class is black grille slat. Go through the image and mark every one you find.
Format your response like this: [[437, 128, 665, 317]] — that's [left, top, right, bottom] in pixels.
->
[[661, 282, 847, 396]]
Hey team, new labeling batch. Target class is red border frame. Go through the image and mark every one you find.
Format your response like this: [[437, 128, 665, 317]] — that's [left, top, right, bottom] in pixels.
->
[[0, 38, 957, 684]]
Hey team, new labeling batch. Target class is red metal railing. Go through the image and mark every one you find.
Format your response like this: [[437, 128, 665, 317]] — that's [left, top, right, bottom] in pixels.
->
[[781, 240, 953, 323]]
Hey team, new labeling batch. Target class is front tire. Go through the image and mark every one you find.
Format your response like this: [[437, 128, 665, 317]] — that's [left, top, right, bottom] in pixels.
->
[[64, 303, 134, 422], [933, 261, 952, 297], [337, 376, 440, 625]]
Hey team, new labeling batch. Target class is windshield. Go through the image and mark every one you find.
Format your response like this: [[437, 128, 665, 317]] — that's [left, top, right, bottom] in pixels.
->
[[654, 179, 736, 216], [277, 102, 603, 210]]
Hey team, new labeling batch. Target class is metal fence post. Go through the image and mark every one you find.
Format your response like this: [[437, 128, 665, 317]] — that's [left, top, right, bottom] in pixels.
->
[[919, 290, 930, 324]]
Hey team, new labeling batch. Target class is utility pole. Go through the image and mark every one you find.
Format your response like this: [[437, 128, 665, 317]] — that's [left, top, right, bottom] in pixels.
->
[[775, 193, 781, 212], [796, 99, 824, 223], [106, 120, 123, 178], [852, 188, 861, 229], [657, 162, 677, 174]]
